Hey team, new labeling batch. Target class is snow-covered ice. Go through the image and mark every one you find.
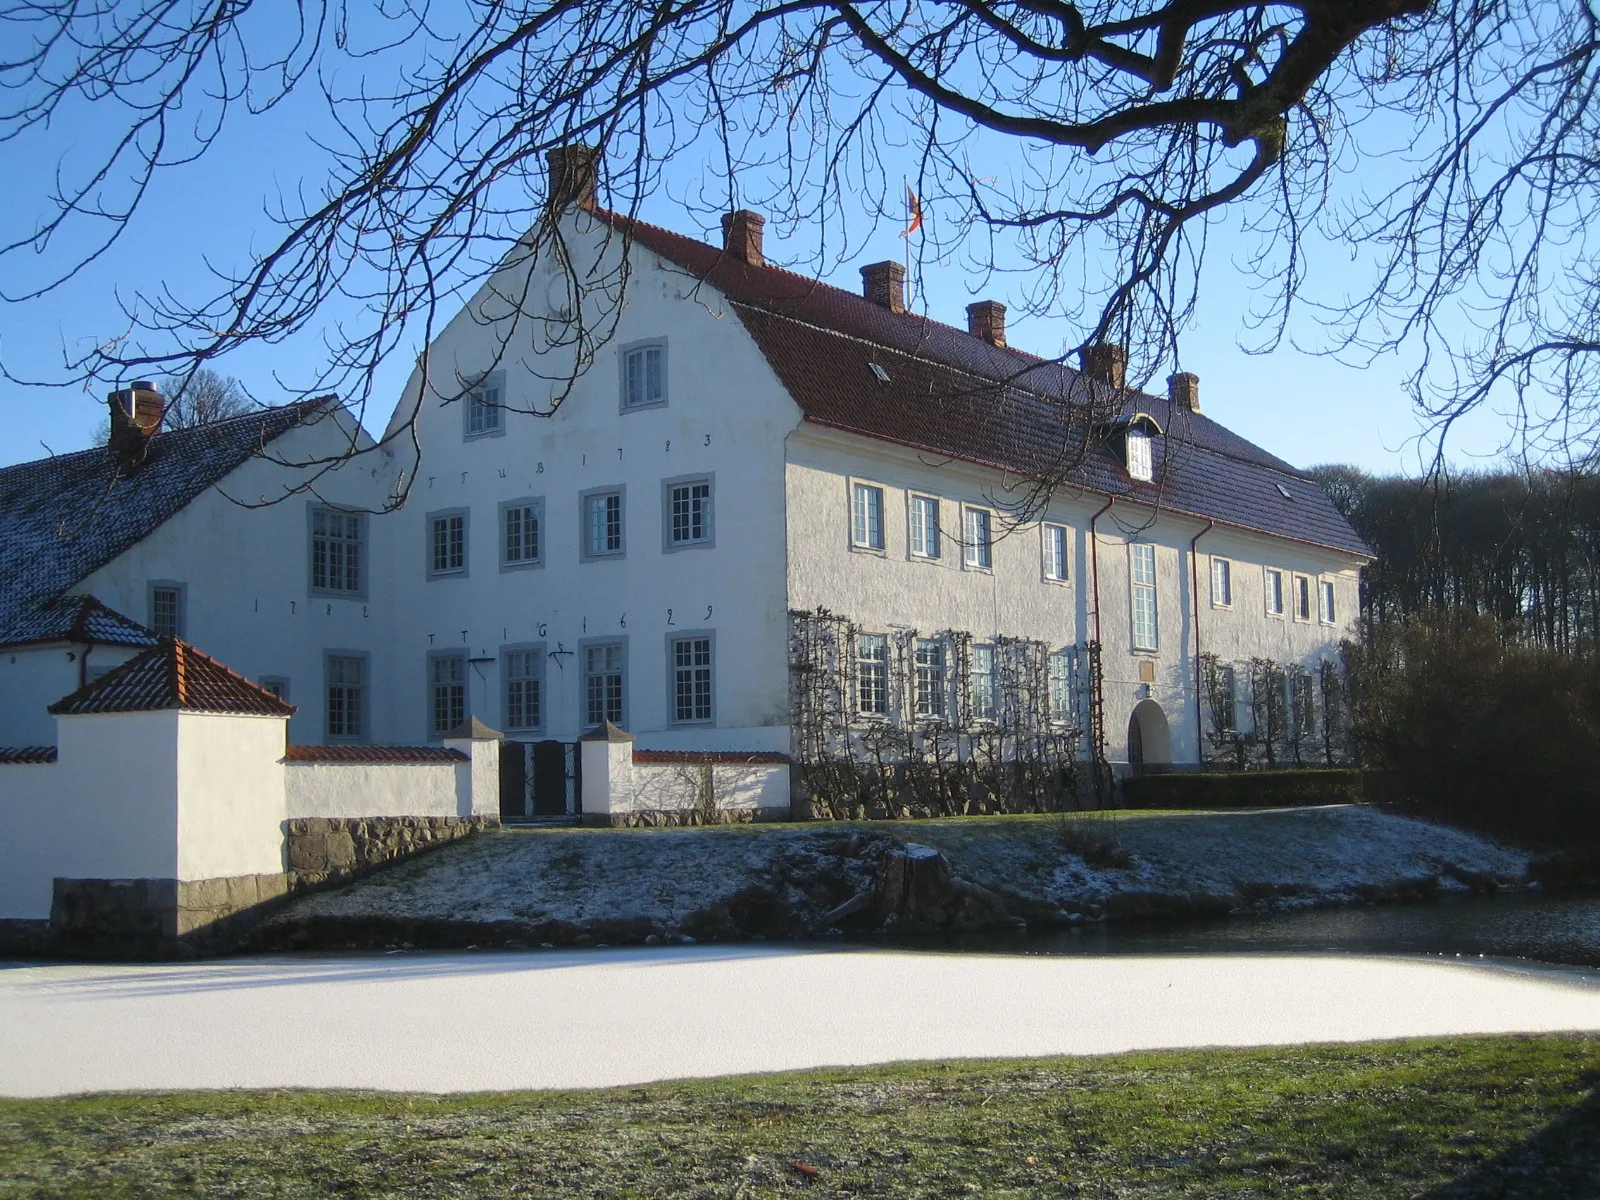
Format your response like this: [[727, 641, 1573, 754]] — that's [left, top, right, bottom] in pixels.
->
[[2, 946, 1597, 1097]]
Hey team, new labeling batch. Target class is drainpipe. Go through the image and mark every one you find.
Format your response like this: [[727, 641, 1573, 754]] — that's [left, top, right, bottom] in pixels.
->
[[79, 639, 94, 690], [1189, 518, 1214, 767], [1089, 496, 1115, 650]]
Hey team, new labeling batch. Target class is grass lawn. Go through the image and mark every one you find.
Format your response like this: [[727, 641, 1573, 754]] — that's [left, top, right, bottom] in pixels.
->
[[2, 1035, 1598, 1197]]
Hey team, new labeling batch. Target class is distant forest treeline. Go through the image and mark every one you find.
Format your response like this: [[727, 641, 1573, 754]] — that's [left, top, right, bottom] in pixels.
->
[[1309, 464, 1600, 653]]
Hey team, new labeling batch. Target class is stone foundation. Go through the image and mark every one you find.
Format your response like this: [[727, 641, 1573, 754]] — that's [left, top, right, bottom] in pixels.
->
[[285, 815, 499, 886], [49, 874, 294, 959]]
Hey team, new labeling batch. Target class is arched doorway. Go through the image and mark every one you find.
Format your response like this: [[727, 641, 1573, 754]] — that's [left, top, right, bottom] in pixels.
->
[[1127, 699, 1172, 774]]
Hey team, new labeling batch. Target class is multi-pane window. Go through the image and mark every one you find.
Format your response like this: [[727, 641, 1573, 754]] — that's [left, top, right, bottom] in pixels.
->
[[1049, 651, 1073, 723], [1319, 580, 1337, 624], [502, 501, 541, 567], [430, 654, 467, 736], [430, 512, 467, 576], [1126, 430, 1153, 481], [671, 636, 713, 723], [969, 643, 997, 720], [964, 508, 993, 569], [852, 483, 885, 550], [466, 375, 503, 436], [584, 643, 625, 727], [669, 479, 713, 547], [1288, 671, 1316, 736], [1130, 543, 1158, 651], [583, 490, 624, 557], [1211, 558, 1232, 607], [150, 585, 182, 638], [910, 495, 941, 558], [914, 638, 947, 719], [622, 344, 665, 409], [326, 655, 365, 740], [1216, 665, 1237, 733], [504, 649, 542, 731], [1294, 574, 1312, 621], [310, 507, 363, 594], [856, 633, 889, 716], [1265, 568, 1285, 615], [1043, 524, 1069, 581]]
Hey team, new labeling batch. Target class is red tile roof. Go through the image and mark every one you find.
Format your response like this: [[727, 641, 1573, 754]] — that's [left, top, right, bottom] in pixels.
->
[[632, 749, 791, 765], [48, 637, 297, 717], [593, 209, 1368, 557], [283, 744, 469, 764]]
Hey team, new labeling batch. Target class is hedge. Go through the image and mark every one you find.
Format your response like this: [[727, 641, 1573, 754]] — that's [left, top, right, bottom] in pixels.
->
[[1121, 769, 1365, 810]]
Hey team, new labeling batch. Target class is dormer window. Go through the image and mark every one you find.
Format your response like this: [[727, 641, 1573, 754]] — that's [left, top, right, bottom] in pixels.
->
[[1099, 412, 1163, 483], [1126, 429, 1153, 481]]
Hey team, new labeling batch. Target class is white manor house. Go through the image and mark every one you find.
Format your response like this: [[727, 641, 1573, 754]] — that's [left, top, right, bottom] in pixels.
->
[[0, 150, 1368, 834]]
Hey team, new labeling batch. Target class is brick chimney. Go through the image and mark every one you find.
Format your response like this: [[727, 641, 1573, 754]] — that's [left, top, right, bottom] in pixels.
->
[[1080, 344, 1128, 389], [721, 210, 765, 266], [966, 300, 1006, 348], [107, 380, 165, 474], [1168, 371, 1200, 413], [860, 261, 906, 313], [545, 145, 599, 214]]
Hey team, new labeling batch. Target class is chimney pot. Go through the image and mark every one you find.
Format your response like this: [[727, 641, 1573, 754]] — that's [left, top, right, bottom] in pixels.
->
[[545, 145, 599, 214], [1168, 371, 1200, 413], [860, 261, 906, 314], [1080, 344, 1128, 390], [966, 300, 1007, 348], [720, 210, 765, 266]]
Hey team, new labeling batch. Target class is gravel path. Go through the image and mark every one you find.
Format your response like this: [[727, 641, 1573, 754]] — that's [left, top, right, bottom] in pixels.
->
[[3, 946, 1598, 1097]]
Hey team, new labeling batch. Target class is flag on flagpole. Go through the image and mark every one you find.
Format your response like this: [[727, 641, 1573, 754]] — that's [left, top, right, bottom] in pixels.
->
[[901, 183, 923, 237]]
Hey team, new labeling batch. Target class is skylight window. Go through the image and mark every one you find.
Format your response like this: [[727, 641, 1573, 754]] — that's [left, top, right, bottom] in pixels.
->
[[1276, 483, 1293, 500], [868, 362, 891, 383]]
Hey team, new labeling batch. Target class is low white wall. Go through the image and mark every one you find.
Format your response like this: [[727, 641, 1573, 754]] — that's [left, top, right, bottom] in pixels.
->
[[283, 736, 499, 819], [0, 760, 65, 920], [285, 761, 465, 818], [581, 740, 790, 820]]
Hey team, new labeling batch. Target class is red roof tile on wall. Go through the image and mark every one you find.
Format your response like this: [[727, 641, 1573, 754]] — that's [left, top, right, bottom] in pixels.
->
[[283, 744, 469, 764]]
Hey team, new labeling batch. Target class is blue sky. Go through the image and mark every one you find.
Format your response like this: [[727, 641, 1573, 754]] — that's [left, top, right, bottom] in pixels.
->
[[0, 20, 1516, 476]]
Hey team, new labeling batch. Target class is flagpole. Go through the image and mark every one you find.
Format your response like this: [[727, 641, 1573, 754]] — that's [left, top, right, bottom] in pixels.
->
[[903, 175, 911, 309]]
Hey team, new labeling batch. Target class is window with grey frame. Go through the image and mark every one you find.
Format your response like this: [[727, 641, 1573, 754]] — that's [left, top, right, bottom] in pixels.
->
[[1048, 650, 1073, 723], [503, 647, 543, 732], [914, 637, 947, 719], [969, 643, 997, 719], [852, 483, 885, 550], [582, 489, 624, 558], [325, 654, 366, 741], [429, 510, 468, 577], [429, 652, 468, 736], [910, 495, 941, 558], [148, 582, 184, 638], [1130, 543, 1159, 651], [621, 342, 665, 410], [501, 499, 542, 569], [310, 506, 363, 596], [856, 632, 889, 716], [464, 372, 504, 438], [665, 477, 713, 549], [1043, 524, 1069, 582], [670, 635, 713, 723], [259, 676, 289, 702], [584, 642, 625, 727]]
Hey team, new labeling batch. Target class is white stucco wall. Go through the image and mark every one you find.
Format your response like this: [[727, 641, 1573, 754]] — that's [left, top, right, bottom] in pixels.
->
[[378, 209, 801, 750], [0, 711, 181, 919], [784, 425, 1364, 768], [0, 647, 83, 747], [283, 761, 463, 818], [175, 712, 288, 880], [580, 739, 789, 818], [75, 411, 392, 745]]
